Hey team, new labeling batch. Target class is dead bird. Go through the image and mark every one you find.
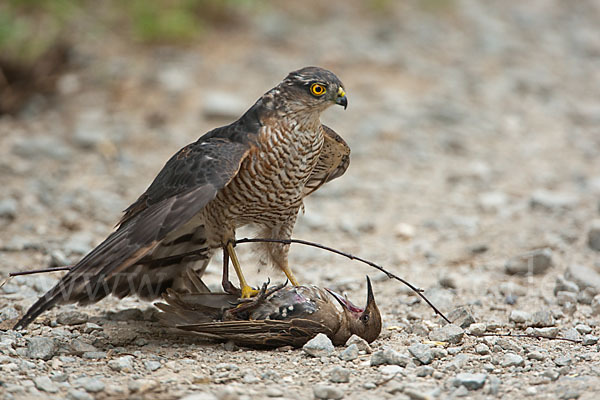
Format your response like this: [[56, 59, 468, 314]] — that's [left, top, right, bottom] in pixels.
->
[[155, 276, 382, 348]]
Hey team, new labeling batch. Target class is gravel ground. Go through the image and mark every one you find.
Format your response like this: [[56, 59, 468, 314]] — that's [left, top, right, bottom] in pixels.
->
[[2, 1, 600, 399]]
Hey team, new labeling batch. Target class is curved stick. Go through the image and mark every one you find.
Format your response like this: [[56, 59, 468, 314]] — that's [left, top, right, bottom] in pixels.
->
[[234, 237, 452, 324]]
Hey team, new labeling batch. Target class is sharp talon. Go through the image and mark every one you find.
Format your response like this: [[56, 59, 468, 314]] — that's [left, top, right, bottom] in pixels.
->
[[265, 281, 287, 297]]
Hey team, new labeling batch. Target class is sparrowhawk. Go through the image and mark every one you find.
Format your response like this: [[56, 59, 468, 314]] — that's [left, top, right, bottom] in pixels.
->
[[15, 66, 350, 329]]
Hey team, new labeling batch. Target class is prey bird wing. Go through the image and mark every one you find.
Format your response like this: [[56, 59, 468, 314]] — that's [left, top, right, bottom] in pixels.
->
[[175, 319, 333, 348], [156, 284, 334, 348], [303, 125, 351, 196], [14, 135, 253, 329], [156, 277, 382, 348]]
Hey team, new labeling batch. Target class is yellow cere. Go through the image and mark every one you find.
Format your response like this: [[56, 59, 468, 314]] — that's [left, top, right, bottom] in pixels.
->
[[337, 87, 346, 98], [310, 83, 326, 96]]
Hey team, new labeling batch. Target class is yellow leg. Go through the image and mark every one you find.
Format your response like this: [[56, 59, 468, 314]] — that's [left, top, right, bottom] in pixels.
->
[[226, 242, 259, 298], [280, 262, 299, 286]]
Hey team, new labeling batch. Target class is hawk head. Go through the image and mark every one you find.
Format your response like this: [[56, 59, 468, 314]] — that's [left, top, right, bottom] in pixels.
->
[[279, 66, 348, 112]]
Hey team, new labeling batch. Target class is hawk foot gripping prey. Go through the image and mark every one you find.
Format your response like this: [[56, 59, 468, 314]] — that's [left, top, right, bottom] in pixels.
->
[[225, 242, 260, 298], [14, 66, 351, 329]]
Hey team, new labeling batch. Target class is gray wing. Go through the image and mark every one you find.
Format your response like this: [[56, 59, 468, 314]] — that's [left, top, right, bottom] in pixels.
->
[[15, 137, 251, 329]]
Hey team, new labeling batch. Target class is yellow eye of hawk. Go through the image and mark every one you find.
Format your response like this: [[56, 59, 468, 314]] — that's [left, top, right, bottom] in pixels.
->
[[310, 83, 326, 96]]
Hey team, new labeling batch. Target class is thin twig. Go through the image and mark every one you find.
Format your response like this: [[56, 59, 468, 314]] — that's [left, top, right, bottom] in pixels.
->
[[9, 266, 72, 277], [234, 237, 452, 324]]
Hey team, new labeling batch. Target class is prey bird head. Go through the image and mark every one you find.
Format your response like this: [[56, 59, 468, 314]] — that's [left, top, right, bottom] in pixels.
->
[[327, 276, 382, 343], [279, 66, 347, 112]]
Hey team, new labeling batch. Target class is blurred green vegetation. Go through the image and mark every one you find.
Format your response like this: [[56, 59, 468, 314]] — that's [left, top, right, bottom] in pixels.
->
[[0, 0, 75, 63], [0, 0, 255, 114], [0, 0, 253, 63]]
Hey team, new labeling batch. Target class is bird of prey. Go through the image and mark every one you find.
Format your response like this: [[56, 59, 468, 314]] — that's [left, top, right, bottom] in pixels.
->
[[156, 276, 381, 348], [15, 66, 350, 329]]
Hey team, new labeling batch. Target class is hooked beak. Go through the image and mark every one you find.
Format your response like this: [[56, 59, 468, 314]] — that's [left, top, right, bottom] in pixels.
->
[[335, 87, 348, 110]]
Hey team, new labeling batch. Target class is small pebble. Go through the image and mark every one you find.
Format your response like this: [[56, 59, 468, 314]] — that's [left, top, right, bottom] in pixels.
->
[[529, 310, 554, 327], [144, 360, 161, 371], [313, 383, 344, 400], [429, 324, 464, 344], [338, 344, 359, 361], [583, 335, 599, 345], [447, 306, 475, 328], [57, 311, 89, 326], [592, 295, 600, 315], [370, 347, 410, 367], [34, 376, 58, 393], [556, 291, 578, 306], [528, 327, 559, 338], [505, 248, 553, 275], [527, 351, 546, 361], [303, 334, 334, 357], [486, 319, 503, 331], [80, 377, 105, 393], [431, 347, 448, 359], [82, 351, 107, 359], [554, 276, 579, 294], [416, 366, 434, 377], [408, 343, 434, 365], [562, 328, 581, 342], [0, 306, 19, 322], [83, 323, 102, 333], [509, 310, 531, 324], [588, 220, 600, 251], [543, 369, 560, 381], [27, 337, 56, 360], [380, 365, 403, 377], [554, 355, 572, 367], [362, 382, 377, 390], [242, 372, 259, 383], [108, 356, 133, 372], [69, 339, 98, 355], [345, 334, 372, 353], [578, 288, 596, 304], [467, 323, 486, 335], [501, 353, 524, 367], [394, 222, 416, 239], [475, 344, 490, 355], [575, 324, 592, 335], [454, 372, 487, 390], [329, 366, 350, 383]]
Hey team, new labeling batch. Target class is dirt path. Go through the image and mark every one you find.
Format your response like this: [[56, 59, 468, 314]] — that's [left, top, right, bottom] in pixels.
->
[[1, 1, 600, 399]]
